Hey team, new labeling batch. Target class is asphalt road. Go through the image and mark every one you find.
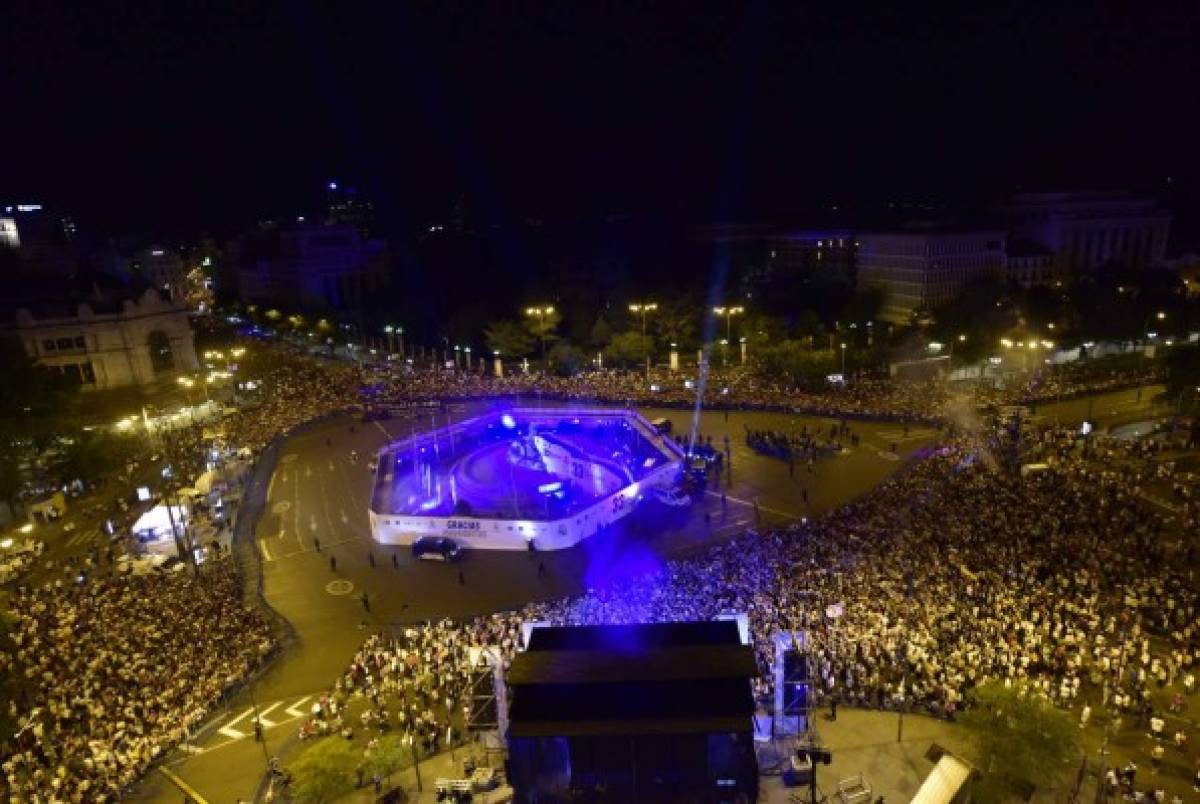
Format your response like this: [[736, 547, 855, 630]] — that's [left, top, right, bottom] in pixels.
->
[[129, 383, 1168, 802]]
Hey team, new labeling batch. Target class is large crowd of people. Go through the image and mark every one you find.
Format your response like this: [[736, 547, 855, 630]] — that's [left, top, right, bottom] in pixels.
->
[[0, 335, 1183, 800], [300, 421, 1198, 796], [2, 561, 275, 801]]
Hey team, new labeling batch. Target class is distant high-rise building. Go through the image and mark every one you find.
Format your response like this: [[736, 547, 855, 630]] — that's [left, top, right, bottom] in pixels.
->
[[0, 203, 79, 275], [1, 203, 75, 250], [1008, 191, 1171, 276], [0, 217, 18, 250], [857, 229, 1007, 323]]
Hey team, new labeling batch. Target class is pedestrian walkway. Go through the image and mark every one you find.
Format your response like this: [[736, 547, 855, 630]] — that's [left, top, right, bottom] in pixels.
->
[[759, 709, 974, 803]]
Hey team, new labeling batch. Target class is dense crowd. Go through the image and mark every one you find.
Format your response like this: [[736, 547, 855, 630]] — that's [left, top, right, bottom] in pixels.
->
[[2, 562, 275, 802], [303, 425, 1199, 796], [0, 338, 1178, 800], [360, 350, 1163, 422], [225, 336, 1167, 443]]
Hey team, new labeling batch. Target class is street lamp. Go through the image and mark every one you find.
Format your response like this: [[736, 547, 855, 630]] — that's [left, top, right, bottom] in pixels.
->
[[1143, 310, 1166, 343], [712, 306, 744, 345], [384, 324, 404, 357], [628, 302, 658, 376], [949, 333, 966, 363], [840, 342, 847, 376], [524, 305, 555, 370]]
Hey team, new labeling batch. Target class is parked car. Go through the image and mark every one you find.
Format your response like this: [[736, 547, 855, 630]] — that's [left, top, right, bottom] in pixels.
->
[[412, 536, 462, 562]]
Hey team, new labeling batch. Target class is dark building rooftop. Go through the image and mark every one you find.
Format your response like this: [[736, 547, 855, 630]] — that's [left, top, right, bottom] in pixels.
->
[[508, 621, 757, 738]]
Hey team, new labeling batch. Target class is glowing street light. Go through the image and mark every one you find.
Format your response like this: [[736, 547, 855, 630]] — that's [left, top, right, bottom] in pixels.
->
[[840, 342, 847, 376], [949, 333, 966, 363], [524, 305, 556, 369], [628, 302, 658, 375], [712, 305, 744, 343], [383, 324, 405, 356]]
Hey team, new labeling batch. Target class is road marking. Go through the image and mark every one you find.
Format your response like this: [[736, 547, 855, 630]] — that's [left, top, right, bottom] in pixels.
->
[[285, 696, 312, 718], [256, 701, 282, 727], [374, 420, 390, 438], [159, 766, 209, 804], [705, 491, 796, 520], [217, 706, 255, 739], [270, 535, 362, 562], [259, 540, 273, 561], [65, 529, 96, 548], [864, 444, 901, 461], [178, 742, 204, 754]]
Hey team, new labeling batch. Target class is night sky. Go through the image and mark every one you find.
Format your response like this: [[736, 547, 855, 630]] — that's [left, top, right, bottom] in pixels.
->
[[2, 0, 1197, 237]]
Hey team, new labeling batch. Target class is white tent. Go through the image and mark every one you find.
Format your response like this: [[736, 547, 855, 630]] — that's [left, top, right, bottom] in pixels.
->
[[910, 753, 971, 804], [131, 503, 188, 554]]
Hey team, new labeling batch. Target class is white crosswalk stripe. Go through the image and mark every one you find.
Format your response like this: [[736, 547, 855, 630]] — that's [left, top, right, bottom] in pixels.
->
[[873, 429, 931, 443], [212, 696, 316, 744], [285, 696, 312, 718], [255, 701, 282, 727], [65, 529, 98, 549], [217, 707, 255, 739]]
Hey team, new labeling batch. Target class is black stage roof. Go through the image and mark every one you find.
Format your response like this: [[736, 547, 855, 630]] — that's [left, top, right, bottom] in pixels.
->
[[508, 621, 757, 738]]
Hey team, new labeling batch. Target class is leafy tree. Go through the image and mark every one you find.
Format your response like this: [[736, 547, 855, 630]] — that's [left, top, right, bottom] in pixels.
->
[[59, 432, 140, 488], [755, 340, 838, 387], [0, 458, 23, 515], [0, 339, 77, 440], [928, 275, 1016, 359], [522, 306, 562, 341], [588, 316, 613, 350], [604, 330, 650, 368], [484, 320, 535, 358], [290, 737, 361, 804], [654, 298, 699, 351], [1163, 344, 1200, 414], [958, 682, 1080, 803], [548, 341, 588, 376], [361, 734, 408, 787]]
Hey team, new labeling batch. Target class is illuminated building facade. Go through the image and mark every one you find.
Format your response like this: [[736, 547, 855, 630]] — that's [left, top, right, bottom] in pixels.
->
[[857, 229, 1006, 323], [1008, 191, 1171, 276], [7, 288, 199, 389]]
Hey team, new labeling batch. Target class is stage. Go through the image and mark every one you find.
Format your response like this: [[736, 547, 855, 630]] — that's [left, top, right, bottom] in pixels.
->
[[368, 406, 685, 550]]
